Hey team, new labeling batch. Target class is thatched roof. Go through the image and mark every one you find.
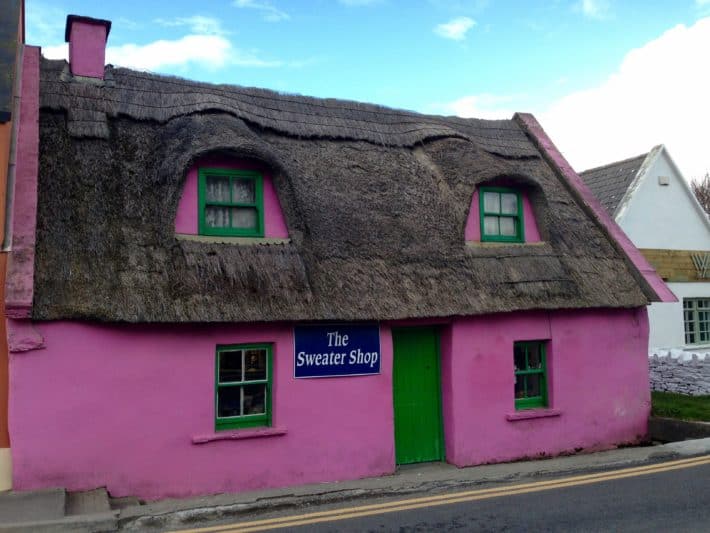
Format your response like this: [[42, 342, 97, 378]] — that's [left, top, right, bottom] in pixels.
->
[[32, 58, 651, 323], [580, 153, 648, 216]]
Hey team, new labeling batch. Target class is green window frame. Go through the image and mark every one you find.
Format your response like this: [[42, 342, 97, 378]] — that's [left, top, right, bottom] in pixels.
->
[[683, 298, 710, 345], [514, 340, 548, 410], [479, 187, 525, 243], [198, 168, 265, 237], [215, 343, 272, 431]]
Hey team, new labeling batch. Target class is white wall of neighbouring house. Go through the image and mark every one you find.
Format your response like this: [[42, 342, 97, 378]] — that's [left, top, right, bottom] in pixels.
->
[[648, 282, 710, 349], [616, 150, 710, 251]]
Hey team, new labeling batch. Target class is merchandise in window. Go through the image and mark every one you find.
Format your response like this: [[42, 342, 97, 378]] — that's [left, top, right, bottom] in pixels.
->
[[514, 340, 547, 409], [479, 187, 524, 243], [199, 169, 264, 237], [683, 298, 710, 345], [215, 344, 272, 430]]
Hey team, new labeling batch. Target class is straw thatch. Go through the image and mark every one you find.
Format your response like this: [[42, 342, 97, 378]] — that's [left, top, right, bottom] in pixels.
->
[[32, 58, 649, 323]]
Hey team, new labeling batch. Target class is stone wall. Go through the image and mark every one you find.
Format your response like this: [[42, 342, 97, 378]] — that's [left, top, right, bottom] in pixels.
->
[[649, 350, 710, 395]]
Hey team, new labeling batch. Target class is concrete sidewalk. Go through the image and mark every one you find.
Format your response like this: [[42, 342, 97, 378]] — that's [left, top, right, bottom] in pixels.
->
[[2, 437, 709, 533]]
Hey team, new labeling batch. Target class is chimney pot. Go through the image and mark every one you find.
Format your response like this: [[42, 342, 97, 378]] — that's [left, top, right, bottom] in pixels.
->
[[64, 15, 111, 79]]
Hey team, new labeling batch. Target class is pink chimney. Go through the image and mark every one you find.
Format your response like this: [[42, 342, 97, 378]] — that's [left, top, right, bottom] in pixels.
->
[[64, 15, 111, 79]]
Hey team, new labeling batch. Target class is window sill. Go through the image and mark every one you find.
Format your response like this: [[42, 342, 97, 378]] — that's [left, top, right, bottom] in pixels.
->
[[466, 241, 545, 247], [176, 234, 290, 246], [506, 409, 561, 422], [192, 427, 287, 444]]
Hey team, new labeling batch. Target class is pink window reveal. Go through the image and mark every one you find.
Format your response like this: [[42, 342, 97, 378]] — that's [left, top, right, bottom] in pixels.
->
[[465, 188, 541, 243], [175, 156, 289, 239]]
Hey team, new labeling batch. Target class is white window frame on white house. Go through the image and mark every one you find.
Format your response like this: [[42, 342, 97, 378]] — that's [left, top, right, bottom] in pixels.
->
[[683, 298, 710, 345]]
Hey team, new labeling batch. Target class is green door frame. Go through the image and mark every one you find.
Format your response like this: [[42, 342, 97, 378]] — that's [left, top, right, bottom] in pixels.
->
[[392, 327, 445, 465]]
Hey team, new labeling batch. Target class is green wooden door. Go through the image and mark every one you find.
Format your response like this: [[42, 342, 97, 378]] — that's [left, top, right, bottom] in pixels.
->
[[392, 328, 444, 465]]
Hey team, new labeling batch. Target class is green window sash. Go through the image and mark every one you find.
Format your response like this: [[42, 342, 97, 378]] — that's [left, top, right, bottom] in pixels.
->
[[215, 343, 273, 431], [198, 168, 265, 238], [479, 186, 525, 243]]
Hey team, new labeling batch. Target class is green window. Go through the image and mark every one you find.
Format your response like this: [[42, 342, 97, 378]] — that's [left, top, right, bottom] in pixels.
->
[[514, 341, 547, 410], [215, 344, 272, 431], [199, 168, 264, 237], [683, 298, 710, 345], [479, 187, 524, 243]]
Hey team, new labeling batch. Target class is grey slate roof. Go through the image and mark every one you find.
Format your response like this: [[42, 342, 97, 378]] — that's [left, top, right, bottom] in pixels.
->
[[580, 153, 648, 216]]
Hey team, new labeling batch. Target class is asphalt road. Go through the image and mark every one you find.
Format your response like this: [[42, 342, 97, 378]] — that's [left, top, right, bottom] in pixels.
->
[[297, 461, 710, 532], [185, 455, 710, 533]]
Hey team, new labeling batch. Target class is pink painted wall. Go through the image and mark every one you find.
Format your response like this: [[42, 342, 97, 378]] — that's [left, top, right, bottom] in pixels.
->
[[5, 46, 39, 319], [9, 308, 649, 499], [174, 156, 289, 239], [10, 322, 394, 499], [465, 189, 541, 242], [514, 113, 675, 303], [443, 307, 650, 465], [68, 20, 107, 79]]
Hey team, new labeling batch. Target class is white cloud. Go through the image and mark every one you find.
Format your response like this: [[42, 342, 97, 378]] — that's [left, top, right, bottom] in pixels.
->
[[42, 35, 282, 70], [576, 0, 611, 20], [154, 16, 227, 36], [427, 94, 517, 120], [696, 0, 710, 6], [434, 16, 476, 40], [434, 17, 710, 180], [232, 0, 290, 22]]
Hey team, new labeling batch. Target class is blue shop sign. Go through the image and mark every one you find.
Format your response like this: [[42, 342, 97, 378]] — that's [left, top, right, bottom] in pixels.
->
[[294, 324, 381, 378]]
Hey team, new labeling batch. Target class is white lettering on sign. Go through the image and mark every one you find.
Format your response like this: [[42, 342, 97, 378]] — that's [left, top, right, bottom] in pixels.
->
[[295, 350, 379, 368], [326, 331, 349, 347], [349, 348, 379, 368]]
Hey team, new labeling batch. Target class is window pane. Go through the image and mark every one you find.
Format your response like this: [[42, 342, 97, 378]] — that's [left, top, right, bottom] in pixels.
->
[[515, 375, 525, 398], [205, 206, 230, 228], [501, 193, 518, 215], [244, 349, 267, 381], [233, 179, 255, 203], [217, 387, 242, 418], [526, 375, 542, 398], [231, 207, 257, 230], [514, 344, 526, 371], [527, 344, 543, 369], [484, 216, 499, 236], [206, 176, 230, 202], [483, 192, 500, 214], [219, 350, 243, 383], [500, 217, 516, 236], [243, 384, 266, 415]]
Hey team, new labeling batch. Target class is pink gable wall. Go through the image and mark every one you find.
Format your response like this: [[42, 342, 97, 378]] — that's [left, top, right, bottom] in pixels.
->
[[441, 308, 650, 466], [465, 189, 541, 242], [174, 156, 288, 239], [10, 307, 650, 500], [10, 321, 394, 499], [68, 21, 107, 79]]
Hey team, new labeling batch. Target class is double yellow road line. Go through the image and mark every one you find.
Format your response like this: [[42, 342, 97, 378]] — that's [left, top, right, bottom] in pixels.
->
[[175, 454, 710, 533]]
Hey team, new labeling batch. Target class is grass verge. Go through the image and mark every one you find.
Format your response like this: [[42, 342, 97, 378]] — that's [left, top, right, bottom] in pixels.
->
[[651, 391, 710, 422]]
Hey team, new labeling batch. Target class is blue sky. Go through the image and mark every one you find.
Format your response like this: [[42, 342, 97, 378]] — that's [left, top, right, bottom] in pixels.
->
[[26, 0, 710, 179]]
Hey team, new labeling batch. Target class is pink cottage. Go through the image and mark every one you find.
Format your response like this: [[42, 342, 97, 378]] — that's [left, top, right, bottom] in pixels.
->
[[5, 15, 674, 500]]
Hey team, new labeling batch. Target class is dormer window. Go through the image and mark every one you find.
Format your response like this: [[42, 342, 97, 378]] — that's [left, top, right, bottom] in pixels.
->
[[199, 168, 264, 237], [479, 187, 524, 243]]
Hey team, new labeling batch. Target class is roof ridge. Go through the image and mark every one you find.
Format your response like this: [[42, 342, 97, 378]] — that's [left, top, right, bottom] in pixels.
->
[[580, 152, 648, 175]]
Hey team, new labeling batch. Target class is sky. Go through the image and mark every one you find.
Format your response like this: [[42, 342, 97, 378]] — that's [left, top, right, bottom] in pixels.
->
[[25, 0, 710, 180]]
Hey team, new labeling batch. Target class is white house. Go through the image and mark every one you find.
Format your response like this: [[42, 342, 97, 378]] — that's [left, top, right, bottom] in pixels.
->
[[581, 145, 710, 350]]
